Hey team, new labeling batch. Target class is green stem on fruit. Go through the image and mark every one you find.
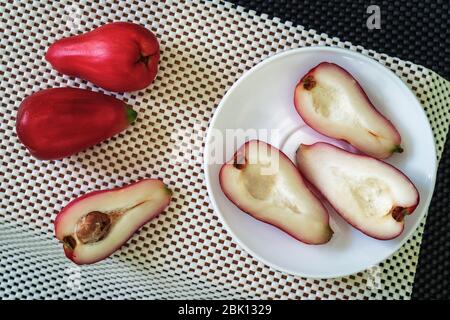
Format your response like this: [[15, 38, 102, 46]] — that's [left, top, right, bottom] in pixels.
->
[[125, 105, 138, 124]]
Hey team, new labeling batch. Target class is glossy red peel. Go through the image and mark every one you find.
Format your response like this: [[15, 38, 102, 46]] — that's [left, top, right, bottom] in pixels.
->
[[16, 87, 136, 160], [46, 22, 160, 92]]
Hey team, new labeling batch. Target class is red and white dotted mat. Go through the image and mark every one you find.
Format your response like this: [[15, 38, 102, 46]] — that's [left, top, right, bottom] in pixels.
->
[[1, 0, 449, 299]]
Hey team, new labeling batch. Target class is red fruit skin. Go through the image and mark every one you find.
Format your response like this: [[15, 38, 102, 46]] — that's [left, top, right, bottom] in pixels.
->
[[16, 87, 135, 160], [46, 22, 160, 92]]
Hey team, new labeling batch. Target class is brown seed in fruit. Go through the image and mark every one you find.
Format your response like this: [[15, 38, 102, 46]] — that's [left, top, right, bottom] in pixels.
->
[[391, 206, 407, 222], [303, 76, 316, 90], [75, 211, 111, 244]]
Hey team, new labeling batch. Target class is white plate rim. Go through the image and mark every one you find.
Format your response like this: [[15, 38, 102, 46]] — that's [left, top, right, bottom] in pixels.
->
[[203, 46, 437, 279]]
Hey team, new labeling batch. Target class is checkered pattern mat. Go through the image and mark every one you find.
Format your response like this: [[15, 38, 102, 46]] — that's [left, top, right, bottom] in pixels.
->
[[1, 0, 449, 299]]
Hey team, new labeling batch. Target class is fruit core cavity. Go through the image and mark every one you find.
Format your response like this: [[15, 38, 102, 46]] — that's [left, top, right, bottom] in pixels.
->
[[242, 164, 276, 200], [332, 168, 394, 218]]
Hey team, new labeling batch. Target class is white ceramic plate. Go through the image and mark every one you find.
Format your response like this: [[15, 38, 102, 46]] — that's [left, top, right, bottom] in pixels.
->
[[204, 47, 437, 278]]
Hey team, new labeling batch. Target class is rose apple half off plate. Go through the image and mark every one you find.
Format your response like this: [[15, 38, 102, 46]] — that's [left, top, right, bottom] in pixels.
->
[[204, 47, 437, 278]]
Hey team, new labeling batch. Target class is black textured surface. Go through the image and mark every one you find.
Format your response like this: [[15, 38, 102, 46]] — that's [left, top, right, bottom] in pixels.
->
[[412, 137, 450, 300], [227, 0, 450, 300], [229, 0, 449, 80]]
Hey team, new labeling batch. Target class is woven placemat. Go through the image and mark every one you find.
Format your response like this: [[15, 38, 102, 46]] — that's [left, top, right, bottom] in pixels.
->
[[1, 0, 449, 299]]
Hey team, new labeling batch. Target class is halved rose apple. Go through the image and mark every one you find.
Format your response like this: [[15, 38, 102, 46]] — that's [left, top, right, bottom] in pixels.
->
[[55, 179, 172, 264], [220, 140, 333, 244], [294, 62, 402, 159], [296, 142, 419, 240]]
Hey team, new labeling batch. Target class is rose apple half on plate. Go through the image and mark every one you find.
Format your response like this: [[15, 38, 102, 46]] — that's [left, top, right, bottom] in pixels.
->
[[55, 179, 172, 265], [294, 62, 402, 159], [219, 140, 333, 244], [296, 142, 419, 240]]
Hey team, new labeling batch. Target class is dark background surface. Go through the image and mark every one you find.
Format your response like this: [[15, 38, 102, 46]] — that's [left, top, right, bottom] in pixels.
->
[[228, 0, 449, 299]]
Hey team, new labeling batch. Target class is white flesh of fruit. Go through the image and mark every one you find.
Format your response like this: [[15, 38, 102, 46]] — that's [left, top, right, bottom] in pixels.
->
[[295, 63, 400, 158], [56, 180, 170, 264], [220, 140, 332, 244], [297, 143, 418, 239]]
